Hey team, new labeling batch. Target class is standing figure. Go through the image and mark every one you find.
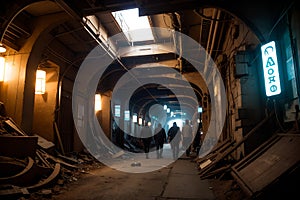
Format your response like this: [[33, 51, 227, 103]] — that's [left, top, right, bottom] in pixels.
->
[[154, 123, 167, 159], [168, 122, 182, 160], [182, 119, 192, 157], [140, 123, 153, 159]]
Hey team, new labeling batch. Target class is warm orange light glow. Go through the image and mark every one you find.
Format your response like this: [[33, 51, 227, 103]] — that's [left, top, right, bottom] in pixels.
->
[[35, 69, 46, 94], [0, 56, 5, 82], [95, 93, 102, 111], [0, 44, 6, 53]]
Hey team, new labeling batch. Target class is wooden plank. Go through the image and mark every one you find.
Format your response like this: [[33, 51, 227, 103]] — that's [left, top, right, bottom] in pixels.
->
[[199, 112, 275, 177], [0, 186, 29, 199], [0, 157, 37, 186], [234, 134, 281, 171], [231, 134, 300, 196], [197, 139, 233, 165], [200, 164, 231, 179], [54, 122, 65, 155], [4, 118, 26, 136], [240, 136, 300, 192], [0, 136, 38, 158], [231, 169, 253, 196], [34, 134, 55, 150], [26, 163, 61, 192]]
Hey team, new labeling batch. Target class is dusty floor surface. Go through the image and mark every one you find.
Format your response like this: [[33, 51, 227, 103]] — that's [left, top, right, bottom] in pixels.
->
[[24, 156, 246, 200]]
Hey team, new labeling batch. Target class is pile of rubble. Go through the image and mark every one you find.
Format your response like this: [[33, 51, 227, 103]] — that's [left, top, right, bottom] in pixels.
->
[[194, 112, 300, 199], [0, 116, 104, 200]]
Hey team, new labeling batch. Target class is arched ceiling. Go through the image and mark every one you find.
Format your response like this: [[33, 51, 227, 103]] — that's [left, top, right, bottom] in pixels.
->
[[0, 0, 296, 120]]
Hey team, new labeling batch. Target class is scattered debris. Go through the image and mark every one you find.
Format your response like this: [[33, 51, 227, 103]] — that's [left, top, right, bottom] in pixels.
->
[[131, 162, 141, 167], [195, 112, 300, 198], [196, 112, 275, 180], [0, 114, 104, 200]]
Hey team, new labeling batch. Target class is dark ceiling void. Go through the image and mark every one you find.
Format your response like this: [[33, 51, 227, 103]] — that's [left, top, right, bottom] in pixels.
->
[[129, 83, 199, 118], [121, 52, 177, 66]]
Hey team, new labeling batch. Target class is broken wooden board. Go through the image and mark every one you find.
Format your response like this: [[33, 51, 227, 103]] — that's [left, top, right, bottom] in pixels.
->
[[198, 112, 275, 178], [231, 134, 300, 197], [26, 163, 61, 192], [0, 157, 34, 186], [0, 156, 52, 187], [34, 134, 55, 150], [0, 136, 38, 158], [0, 185, 29, 199], [4, 118, 26, 136]]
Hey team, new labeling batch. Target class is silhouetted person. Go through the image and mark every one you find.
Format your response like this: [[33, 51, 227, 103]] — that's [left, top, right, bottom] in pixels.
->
[[182, 119, 192, 156], [168, 122, 182, 160], [154, 123, 166, 159], [141, 124, 152, 159]]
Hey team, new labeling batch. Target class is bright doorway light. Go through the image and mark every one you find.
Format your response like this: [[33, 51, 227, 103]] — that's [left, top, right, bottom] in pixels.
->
[[167, 119, 183, 130], [0, 56, 5, 82], [112, 8, 154, 42], [95, 94, 102, 112]]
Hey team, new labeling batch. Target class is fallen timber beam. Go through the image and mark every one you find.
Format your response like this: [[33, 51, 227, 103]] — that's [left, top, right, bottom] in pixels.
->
[[198, 111, 275, 178], [0, 157, 34, 186], [26, 163, 61, 192], [0, 136, 38, 159]]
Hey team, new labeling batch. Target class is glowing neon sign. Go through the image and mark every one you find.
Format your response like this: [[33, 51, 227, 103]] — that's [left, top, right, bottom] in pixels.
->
[[261, 41, 281, 97]]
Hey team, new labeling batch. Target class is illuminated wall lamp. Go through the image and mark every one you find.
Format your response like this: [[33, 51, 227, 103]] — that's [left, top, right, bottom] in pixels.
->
[[0, 56, 5, 82], [95, 93, 102, 112], [0, 44, 6, 53], [35, 69, 46, 94]]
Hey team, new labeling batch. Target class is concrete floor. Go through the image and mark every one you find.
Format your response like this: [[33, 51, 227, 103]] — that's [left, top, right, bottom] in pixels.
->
[[53, 152, 216, 200]]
